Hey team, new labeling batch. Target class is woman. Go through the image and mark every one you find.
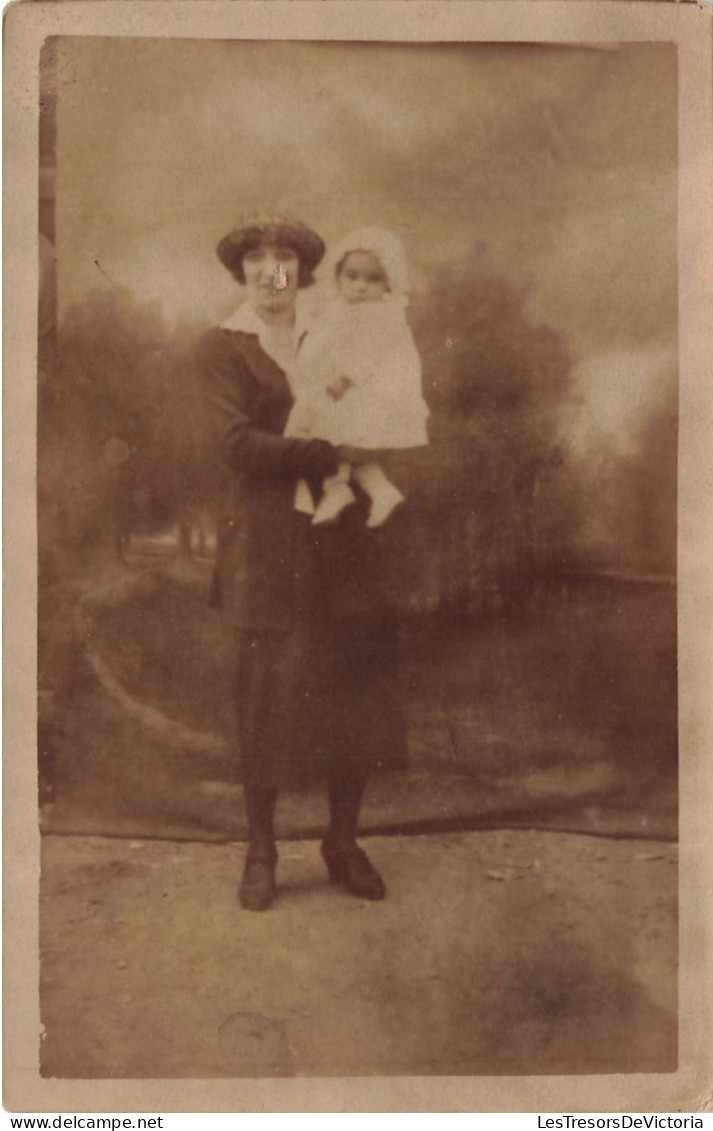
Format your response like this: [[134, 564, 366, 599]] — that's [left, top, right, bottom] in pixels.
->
[[198, 215, 407, 912]]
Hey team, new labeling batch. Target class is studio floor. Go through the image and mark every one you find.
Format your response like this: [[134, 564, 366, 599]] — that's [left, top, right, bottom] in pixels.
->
[[39, 826, 677, 1079]]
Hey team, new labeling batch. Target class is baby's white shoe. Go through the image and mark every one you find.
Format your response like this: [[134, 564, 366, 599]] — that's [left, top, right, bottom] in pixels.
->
[[312, 482, 357, 526], [366, 484, 405, 528], [294, 478, 316, 516]]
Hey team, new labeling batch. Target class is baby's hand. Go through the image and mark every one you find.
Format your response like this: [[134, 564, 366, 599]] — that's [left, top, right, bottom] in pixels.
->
[[326, 375, 355, 402]]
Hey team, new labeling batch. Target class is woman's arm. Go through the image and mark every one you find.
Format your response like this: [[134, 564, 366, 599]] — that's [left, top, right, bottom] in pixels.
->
[[198, 329, 339, 479], [336, 445, 385, 466]]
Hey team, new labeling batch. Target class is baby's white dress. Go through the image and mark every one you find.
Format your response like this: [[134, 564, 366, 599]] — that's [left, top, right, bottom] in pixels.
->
[[286, 299, 429, 449]]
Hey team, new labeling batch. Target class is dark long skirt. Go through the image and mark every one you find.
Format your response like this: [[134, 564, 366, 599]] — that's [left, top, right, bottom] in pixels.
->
[[233, 511, 408, 789]]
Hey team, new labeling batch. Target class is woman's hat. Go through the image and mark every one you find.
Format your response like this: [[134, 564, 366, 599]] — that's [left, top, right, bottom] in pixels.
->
[[217, 215, 326, 280]]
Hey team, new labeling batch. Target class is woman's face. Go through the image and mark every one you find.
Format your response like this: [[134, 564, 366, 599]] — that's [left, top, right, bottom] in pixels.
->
[[242, 242, 300, 317]]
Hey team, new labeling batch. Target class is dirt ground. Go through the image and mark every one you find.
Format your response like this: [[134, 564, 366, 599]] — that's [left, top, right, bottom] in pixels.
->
[[37, 558, 678, 1081], [39, 827, 677, 1079]]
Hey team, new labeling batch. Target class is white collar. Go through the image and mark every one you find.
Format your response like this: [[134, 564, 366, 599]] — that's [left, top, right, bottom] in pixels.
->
[[221, 300, 312, 339], [222, 300, 314, 380]]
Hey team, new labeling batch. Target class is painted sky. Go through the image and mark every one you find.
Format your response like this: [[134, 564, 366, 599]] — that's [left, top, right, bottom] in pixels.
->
[[55, 37, 677, 445]]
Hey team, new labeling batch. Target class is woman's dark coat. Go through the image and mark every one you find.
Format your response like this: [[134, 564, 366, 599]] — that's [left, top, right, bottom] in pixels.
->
[[197, 324, 407, 787], [198, 326, 337, 631]]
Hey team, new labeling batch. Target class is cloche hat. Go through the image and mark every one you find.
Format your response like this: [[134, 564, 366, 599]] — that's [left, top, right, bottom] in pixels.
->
[[217, 214, 326, 286]]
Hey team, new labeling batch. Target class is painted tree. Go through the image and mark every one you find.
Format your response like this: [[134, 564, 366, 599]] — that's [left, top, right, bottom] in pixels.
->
[[401, 245, 580, 610]]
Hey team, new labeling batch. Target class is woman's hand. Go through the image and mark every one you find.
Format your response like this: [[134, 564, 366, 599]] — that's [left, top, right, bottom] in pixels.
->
[[326, 375, 355, 402]]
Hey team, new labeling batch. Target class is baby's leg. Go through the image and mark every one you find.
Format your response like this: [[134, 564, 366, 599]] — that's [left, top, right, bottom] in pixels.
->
[[312, 462, 357, 526], [352, 462, 405, 528], [294, 479, 316, 516]]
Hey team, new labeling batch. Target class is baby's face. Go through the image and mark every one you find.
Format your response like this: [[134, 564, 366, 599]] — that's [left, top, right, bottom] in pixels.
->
[[337, 251, 389, 303]]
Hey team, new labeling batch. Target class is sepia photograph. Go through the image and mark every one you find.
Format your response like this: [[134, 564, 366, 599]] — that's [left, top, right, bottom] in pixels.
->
[[5, 0, 713, 1111]]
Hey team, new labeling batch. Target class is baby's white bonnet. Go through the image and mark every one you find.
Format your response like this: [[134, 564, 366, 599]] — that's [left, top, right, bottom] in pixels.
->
[[326, 226, 410, 303]]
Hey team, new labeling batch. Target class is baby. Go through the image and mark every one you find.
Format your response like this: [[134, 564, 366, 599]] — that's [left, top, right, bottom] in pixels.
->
[[286, 227, 430, 527]]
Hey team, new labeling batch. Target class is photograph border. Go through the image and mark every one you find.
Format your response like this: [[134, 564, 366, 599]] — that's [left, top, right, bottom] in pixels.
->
[[4, 0, 713, 1113]]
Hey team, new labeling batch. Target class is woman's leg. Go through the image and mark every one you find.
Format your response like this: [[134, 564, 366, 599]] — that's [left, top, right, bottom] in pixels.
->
[[322, 774, 386, 900], [240, 785, 278, 911], [327, 773, 365, 844], [244, 786, 278, 859]]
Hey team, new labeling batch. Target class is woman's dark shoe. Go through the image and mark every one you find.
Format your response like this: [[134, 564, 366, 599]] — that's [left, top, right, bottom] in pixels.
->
[[321, 837, 386, 901], [239, 853, 277, 911]]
